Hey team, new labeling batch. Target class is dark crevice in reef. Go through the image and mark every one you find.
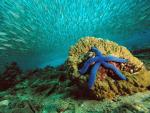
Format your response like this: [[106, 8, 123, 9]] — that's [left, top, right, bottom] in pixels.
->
[[0, 62, 22, 91], [132, 48, 150, 71], [131, 48, 150, 55]]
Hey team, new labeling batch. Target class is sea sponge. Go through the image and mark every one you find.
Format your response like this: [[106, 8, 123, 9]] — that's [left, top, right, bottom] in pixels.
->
[[66, 37, 150, 100]]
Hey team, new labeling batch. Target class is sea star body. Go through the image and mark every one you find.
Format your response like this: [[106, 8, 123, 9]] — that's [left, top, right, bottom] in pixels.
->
[[79, 47, 128, 89]]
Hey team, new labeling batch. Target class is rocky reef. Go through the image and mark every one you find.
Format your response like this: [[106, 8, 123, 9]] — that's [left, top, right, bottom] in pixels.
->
[[0, 63, 72, 113], [0, 62, 22, 91], [66, 37, 150, 100], [0, 58, 150, 112]]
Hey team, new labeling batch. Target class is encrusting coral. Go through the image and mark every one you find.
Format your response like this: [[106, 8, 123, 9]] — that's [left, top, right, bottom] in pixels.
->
[[66, 37, 150, 100]]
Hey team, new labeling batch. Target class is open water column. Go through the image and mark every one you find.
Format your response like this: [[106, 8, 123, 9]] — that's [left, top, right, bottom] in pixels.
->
[[0, 0, 149, 71]]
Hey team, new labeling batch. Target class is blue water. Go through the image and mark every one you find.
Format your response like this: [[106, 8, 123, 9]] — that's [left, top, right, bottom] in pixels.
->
[[0, 0, 150, 71]]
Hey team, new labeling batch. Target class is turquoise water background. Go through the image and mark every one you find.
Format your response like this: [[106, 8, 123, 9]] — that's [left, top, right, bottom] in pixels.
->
[[0, 0, 150, 71]]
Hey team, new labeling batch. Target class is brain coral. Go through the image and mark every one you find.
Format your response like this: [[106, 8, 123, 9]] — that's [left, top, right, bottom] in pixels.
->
[[66, 37, 150, 100]]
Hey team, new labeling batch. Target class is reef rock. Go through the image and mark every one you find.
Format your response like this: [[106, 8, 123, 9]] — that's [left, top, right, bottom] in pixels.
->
[[0, 62, 22, 91], [66, 37, 150, 100]]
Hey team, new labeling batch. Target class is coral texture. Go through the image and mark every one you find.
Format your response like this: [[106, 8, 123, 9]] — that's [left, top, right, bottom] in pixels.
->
[[67, 37, 150, 99]]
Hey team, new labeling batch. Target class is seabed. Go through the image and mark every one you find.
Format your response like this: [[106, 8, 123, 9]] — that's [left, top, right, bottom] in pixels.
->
[[0, 50, 150, 113]]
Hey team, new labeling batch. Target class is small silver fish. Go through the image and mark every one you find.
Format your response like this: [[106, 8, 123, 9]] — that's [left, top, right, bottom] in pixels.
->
[[0, 47, 7, 50], [2, 44, 13, 47], [0, 32, 7, 36], [0, 38, 8, 42]]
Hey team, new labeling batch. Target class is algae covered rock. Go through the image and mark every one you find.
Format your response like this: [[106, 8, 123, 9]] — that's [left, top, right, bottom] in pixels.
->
[[66, 37, 150, 100]]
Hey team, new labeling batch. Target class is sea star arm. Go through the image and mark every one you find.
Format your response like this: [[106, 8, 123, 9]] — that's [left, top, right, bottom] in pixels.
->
[[104, 55, 128, 63], [90, 47, 103, 56], [88, 62, 101, 89], [102, 62, 127, 80], [79, 57, 99, 74]]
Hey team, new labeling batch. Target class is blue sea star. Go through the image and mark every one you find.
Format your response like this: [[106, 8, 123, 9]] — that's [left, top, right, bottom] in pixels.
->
[[79, 47, 128, 89]]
